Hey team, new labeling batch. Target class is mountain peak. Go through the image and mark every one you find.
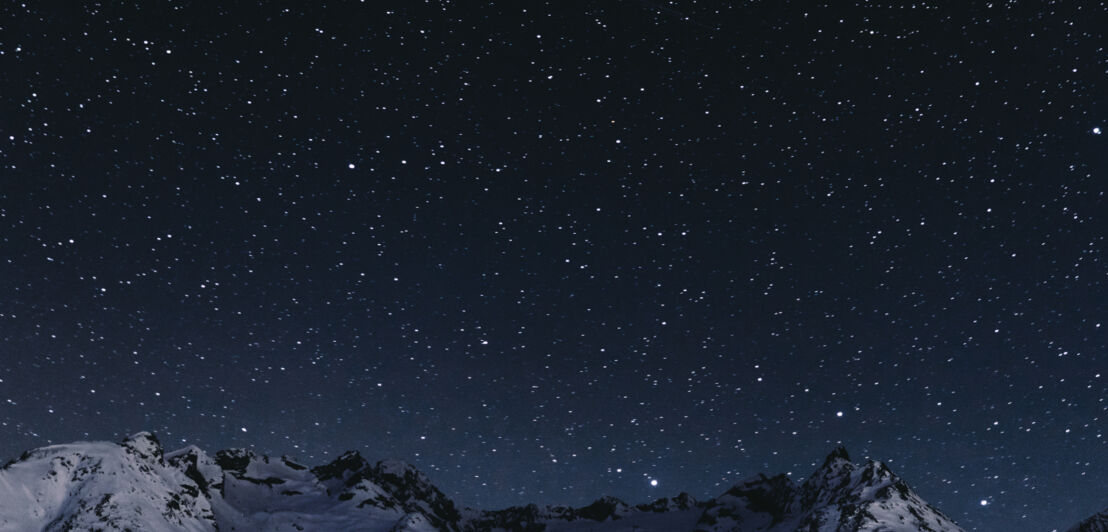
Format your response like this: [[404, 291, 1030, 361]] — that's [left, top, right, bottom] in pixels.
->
[[372, 458, 439, 493], [806, 444, 854, 488], [121, 431, 163, 461], [574, 496, 631, 521], [823, 444, 850, 464], [376, 458, 419, 477], [311, 449, 370, 483], [214, 447, 259, 473]]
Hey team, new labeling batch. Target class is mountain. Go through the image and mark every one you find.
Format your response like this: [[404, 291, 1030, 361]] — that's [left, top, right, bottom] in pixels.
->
[[0, 432, 963, 531], [1067, 509, 1108, 532], [694, 446, 962, 532]]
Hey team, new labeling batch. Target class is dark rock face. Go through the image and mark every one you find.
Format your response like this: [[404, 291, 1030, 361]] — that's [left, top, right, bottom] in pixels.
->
[[122, 431, 164, 462], [214, 448, 255, 473], [823, 445, 851, 464], [311, 449, 370, 485], [696, 474, 795, 531], [636, 492, 699, 513], [572, 496, 629, 522], [363, 460, 464, 531], [172, 450, 212, 495]]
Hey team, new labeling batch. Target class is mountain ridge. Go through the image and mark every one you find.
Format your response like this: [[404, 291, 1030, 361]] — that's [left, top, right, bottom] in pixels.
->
[[0, 431, 965, 531]]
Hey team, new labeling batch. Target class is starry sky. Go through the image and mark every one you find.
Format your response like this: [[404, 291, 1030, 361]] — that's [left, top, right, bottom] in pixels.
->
[[1, 1, 1105, 530]]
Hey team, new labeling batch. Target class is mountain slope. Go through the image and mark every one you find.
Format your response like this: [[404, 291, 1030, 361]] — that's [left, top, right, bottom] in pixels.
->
[[0, 433, 963, 532], [0, 432, 213, 532], [694, 446, 961, 532]]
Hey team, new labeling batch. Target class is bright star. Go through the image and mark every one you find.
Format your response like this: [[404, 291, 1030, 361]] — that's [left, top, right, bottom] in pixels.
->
[[650, 479, 658, 487]]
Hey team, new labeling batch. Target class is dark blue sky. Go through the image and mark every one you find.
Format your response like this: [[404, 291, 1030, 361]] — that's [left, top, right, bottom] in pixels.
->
[[2, 2, 1105, 530]]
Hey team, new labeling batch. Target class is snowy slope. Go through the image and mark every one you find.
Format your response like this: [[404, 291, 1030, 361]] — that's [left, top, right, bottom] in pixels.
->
[[0, 433, 454, 532], [0, 432, 214, 531], [0, 434, 964, 532]]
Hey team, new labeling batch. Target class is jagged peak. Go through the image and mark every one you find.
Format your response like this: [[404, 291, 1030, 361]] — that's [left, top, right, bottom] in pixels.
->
[[660, 491, 697, 508], [376, 458, 418, 477], [823, 444, 851, 464], [576, 496, 630, 521], [215, 447, 257, 458], [214, 447, 260, 472], [589, 495, 629, 507], [808, 445, 854, 481], [311, 450, 371, 482], [862, 459, 894, 478], [125, 430, 157, 441], [361, 459, 461, 526], [730, 472, 795, 495], [798, 446, 864, 506], [165, 444, 207, 459], [636, 492, 698, 513], [373, 458, 437, 490], [122, 431, 163, 461], [338, 449, 364, 461]]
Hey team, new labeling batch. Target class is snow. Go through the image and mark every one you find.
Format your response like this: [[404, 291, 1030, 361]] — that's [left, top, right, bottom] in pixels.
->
[[377, 459, 418, 478], [0, 435, 967, 532], [0, 440, 212, 532]]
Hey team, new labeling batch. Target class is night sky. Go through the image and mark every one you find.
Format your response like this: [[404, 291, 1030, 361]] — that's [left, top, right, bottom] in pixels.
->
[[1, 1, 1105, 530]]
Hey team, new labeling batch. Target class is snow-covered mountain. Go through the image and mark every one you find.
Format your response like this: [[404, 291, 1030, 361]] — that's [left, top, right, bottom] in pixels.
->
[[694, 446, 961, 532], [0, 432, 963, 531], [1067, 508, 1108, 532]]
